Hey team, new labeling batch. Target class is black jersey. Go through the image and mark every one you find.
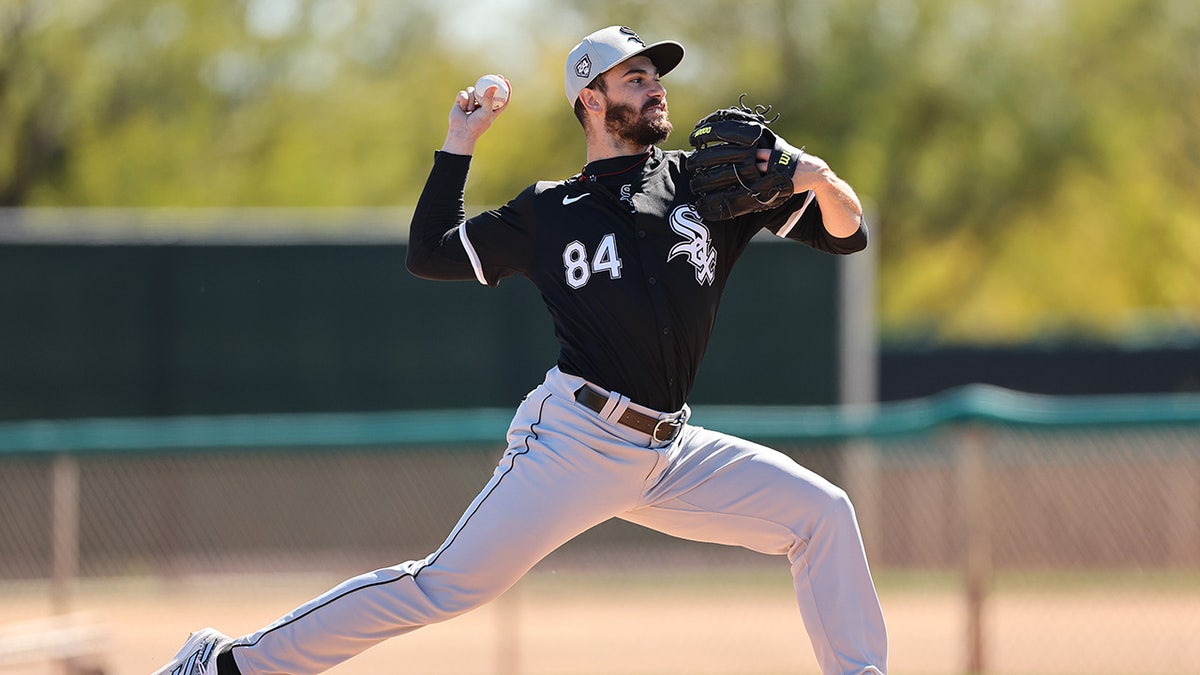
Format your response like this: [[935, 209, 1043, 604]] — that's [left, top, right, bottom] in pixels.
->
[[407, 147, 867, 412]]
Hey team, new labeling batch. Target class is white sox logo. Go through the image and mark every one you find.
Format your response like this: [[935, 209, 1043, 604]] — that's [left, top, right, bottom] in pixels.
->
[[667, 205, 717, 286], [618, 26, 646, 47]]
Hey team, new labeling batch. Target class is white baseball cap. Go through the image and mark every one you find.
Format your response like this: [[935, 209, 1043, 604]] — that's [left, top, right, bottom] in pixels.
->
[[564, 26, 685, 105]]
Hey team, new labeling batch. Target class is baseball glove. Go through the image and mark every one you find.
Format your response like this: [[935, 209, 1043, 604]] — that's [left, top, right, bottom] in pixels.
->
[[686, 98, 804, 221]]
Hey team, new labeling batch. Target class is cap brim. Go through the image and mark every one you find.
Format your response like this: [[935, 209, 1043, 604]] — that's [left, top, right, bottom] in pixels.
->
[[629, 41, 685, 79]]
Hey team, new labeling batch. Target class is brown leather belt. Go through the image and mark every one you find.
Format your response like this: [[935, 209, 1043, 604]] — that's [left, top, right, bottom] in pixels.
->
[[574, 386, 683, 443]]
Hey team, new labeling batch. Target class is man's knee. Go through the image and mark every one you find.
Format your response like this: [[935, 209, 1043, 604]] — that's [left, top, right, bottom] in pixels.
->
[[406, 566, 510, 624], [820, 483, 859, 526]]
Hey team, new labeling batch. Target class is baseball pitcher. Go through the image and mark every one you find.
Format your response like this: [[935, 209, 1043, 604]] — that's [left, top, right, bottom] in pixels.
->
[[154, 25, 887, 675]]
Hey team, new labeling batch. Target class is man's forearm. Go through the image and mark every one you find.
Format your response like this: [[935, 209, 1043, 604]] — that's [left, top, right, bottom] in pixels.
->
[[811, 170, 864, 239]]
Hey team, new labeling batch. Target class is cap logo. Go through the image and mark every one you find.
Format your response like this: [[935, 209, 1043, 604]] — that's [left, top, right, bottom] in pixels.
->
[[574, 54, 592, 79], [618, 26, 645, 46]]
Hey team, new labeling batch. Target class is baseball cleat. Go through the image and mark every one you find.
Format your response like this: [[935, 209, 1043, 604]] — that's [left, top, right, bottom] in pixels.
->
[[151, 627, 231, 675]]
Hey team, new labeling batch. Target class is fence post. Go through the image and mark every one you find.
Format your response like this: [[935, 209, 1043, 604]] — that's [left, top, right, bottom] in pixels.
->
[[494, 583, 521, 675], [1165, 455, 1200, 566], [51, 453, 81, 615], [842, 440, 883, 561], [958, 426, 991, 675]]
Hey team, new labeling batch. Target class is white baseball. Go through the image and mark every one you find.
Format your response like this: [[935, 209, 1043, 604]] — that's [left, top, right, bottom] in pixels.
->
[[473, 74, 510, 110]]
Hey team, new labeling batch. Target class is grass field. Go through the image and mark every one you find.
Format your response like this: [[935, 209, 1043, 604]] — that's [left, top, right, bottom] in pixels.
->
[[2, 568, 1198, 675]]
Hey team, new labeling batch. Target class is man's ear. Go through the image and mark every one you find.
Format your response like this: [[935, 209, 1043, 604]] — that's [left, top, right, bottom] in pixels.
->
[[579, 87, 604, 113]]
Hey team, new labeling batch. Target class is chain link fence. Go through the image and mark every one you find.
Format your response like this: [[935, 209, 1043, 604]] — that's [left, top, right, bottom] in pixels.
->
[[2, 386, 1198, 674]]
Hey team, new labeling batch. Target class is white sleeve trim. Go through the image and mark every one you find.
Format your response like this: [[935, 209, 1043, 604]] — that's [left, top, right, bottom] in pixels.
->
[[775, 190, 816, 239], [458, 221, 488, 286]]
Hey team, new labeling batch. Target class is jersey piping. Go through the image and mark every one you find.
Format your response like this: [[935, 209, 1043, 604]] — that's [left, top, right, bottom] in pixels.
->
[[776, 190, 817, 239], [458, 221, 488, 286]]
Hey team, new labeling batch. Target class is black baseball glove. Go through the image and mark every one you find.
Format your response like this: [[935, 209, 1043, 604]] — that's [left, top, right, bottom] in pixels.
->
[[686, 98, 805, 221]]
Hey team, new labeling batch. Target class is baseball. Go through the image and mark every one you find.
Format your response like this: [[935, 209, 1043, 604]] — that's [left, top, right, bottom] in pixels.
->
[[473, 74, 511, 110]]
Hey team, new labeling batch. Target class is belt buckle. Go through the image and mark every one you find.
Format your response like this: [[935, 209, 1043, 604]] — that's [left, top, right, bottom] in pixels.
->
[[652, 418, 682, 443]]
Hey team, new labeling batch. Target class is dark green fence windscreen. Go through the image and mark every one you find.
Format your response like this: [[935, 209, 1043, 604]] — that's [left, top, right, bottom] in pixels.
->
[[0, 242, 840, 420]]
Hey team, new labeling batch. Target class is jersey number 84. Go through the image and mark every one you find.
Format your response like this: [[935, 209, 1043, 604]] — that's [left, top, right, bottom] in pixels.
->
[[563, 233, 623, 289]]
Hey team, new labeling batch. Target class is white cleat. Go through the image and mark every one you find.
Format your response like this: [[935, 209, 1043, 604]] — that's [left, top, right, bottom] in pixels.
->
[[151, 627, 232, 675]]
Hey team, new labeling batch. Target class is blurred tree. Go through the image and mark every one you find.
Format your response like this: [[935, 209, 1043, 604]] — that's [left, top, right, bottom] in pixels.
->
[[1, 0, 1197, 342], [1, 2, 74, 205], [561, 0, 1200, 341], [2, 0, 485, 206]]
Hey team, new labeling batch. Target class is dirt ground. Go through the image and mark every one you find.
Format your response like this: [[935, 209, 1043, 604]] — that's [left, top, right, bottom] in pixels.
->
[[2, 570, 1198, 675]]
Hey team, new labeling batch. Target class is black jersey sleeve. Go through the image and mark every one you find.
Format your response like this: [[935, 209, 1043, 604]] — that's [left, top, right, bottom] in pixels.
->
[[407, 151, 536, 286], [406, 151, 477, 282]]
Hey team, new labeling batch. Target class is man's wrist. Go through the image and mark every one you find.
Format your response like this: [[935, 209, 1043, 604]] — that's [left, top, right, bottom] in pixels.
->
[[441, 131, 478, 156]]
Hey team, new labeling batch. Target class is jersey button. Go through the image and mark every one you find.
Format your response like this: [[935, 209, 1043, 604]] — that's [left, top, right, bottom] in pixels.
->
[[648, 277, 657, 285], [662, 327, 670, 335], [638, 230, 647, 238]]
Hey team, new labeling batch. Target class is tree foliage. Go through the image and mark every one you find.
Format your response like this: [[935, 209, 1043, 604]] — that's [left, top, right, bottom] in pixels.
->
[[2, 0, 1198, 342]]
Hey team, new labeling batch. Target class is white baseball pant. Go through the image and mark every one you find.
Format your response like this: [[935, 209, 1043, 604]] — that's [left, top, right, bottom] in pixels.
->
[[227, 366, 887, 674]]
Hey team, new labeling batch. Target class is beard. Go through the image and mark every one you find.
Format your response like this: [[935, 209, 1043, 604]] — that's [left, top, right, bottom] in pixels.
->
[[604, 100, 672, 147]]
